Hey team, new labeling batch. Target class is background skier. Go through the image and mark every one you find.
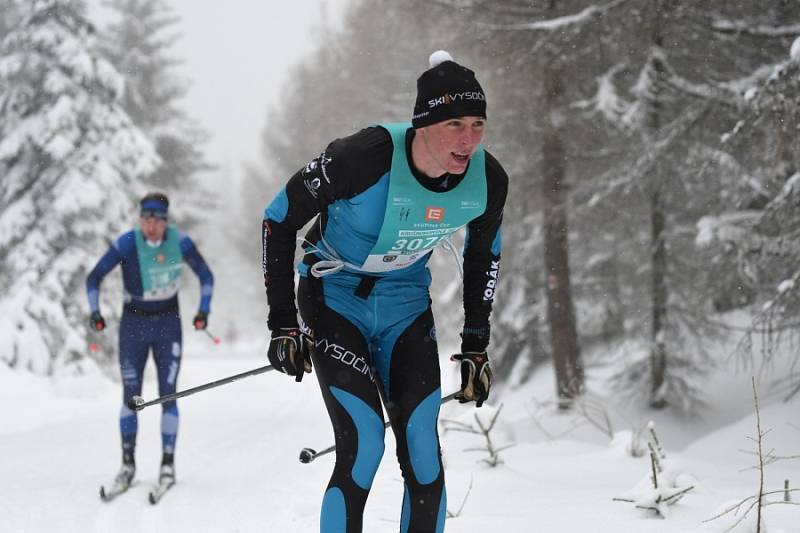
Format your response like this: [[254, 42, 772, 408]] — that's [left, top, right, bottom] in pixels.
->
[[86, 192, 214, 498]]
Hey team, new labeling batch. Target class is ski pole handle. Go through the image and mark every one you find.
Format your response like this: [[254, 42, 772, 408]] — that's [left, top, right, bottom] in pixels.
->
[[299, 444, 335, 464], [128, 364, 275, 411], [299, 391, 458, 463]]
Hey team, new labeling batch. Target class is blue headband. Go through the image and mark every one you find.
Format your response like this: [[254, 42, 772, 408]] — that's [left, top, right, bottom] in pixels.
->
[[140, 199, 168, 219]]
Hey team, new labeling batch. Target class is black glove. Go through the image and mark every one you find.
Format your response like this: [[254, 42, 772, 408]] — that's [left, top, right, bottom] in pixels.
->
[[90, 311, 106, 332], [193, 311, 208, 330], [451, 351, 492, 407], [268, 328, 313, 382]]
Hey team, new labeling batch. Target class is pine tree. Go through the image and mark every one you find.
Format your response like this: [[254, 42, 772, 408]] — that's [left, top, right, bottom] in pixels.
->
[[596, 1, 800, 409], [699, 31, 800, 389], [0, 0, 24, 39], [0, 0, 159, 375], [99, 0, 213, 228]]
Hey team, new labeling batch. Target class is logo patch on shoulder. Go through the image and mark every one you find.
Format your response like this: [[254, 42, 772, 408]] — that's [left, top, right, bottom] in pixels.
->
[[304, 177, 321, 198], [302, 152, 333, 182], [425, 207, 445, 222]]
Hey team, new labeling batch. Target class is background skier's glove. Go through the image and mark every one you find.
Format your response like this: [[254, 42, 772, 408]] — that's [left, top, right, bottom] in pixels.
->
[[451, 351, 492, 407], [268, 327, 313, 382], [90, 311, 106, 332], [193, 311, 208, 330]]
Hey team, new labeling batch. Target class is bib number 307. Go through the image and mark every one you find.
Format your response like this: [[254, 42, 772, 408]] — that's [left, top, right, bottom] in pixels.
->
[[390, 235, 447, 253]]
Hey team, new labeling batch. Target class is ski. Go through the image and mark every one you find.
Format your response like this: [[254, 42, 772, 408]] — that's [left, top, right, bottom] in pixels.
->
[[99, 480, 135, 502], [100, 462, 136, 502], [148, 479, 175, 505]]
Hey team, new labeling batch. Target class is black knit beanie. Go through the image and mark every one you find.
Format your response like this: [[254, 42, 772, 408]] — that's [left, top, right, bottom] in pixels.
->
[[412, 50, 487, 129]]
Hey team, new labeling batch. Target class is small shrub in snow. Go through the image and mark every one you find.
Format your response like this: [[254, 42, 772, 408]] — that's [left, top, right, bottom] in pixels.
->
[[441, 404, 515, 467], [703, 378, 799, 533], [613, 421, 696, 517]]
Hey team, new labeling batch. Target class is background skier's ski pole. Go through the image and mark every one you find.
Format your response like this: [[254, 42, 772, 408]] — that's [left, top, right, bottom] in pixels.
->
[[299, 391, 459, 464], [201, 328, 221, 344], [128, 364, 275, 411]]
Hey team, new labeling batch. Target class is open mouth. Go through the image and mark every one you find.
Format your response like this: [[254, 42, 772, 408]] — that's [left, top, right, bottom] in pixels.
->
[[451, 152, 470, 163]]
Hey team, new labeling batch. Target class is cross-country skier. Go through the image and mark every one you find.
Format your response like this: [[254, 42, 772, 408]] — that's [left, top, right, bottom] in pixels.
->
[[262, 51, 508, 532], [86, 192, 214, 497]]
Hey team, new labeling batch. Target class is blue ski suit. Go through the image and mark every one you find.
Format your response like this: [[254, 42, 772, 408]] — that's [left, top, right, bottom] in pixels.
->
[[86, 225, 213, 458], [262, 124, 508, 533]]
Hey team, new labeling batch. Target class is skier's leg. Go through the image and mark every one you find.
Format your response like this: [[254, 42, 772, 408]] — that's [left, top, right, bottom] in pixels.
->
[[380, 307, 446, 533], [118, 310, 150, 464], [298, 277, 384, 533], [151, 311, 182, 458]]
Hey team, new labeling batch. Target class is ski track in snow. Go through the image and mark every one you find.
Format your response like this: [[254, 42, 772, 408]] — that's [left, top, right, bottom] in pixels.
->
[[1, 339, 799, 532]]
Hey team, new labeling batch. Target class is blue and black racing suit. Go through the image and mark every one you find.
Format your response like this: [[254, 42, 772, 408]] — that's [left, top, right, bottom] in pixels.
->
[[86, 225, 213, 459], [262, 123, 507, 533]]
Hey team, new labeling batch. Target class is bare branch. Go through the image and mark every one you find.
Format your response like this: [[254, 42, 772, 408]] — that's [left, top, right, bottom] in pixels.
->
[[711, 20, 800, 37], [704, 489, 800, 522], [481, 0, 633, 32], [662, 486, 695, 504], [444, 405, 510, 467], [650, 452, 659, 489], [753, 378, 765, 531], [786, 382, 800, 402], [648, 421, 666, 461], [576, 396, 615, 439], [446, 475, 473, 518]]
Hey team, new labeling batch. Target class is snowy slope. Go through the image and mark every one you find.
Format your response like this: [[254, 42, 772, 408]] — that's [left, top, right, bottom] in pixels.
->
[[1, 335, 798, 533]]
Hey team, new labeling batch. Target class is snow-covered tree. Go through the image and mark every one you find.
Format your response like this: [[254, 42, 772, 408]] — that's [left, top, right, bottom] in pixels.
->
[[99, 0, 214, 228], [0, 0, 24, 39], [698, 35, 800, 391], [464, 0, 800, 410], [0, 0, 159, 375], [595, 2, 799, 410]]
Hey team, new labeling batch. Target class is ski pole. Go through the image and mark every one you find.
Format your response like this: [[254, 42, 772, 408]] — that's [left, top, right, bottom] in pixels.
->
[[299, 391, 459, 464], [128, 364, 275, 411], [201, 328, 221, 344]]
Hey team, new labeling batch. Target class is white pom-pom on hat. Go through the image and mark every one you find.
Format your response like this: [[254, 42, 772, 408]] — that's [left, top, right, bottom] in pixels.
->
[[429, 50, 454, 68]]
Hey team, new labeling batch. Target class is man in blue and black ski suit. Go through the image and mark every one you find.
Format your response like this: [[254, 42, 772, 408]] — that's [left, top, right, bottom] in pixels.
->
[[262, 51, 508, 532], [86, 192, 214, 489]]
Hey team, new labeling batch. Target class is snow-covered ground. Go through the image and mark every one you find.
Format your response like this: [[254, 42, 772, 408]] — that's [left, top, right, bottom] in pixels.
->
[[1, 333, 798, 532]]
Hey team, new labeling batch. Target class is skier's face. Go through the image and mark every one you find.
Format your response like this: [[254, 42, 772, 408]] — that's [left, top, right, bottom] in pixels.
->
[[419, 117, 485, 175], [139, 216, 167, 242]]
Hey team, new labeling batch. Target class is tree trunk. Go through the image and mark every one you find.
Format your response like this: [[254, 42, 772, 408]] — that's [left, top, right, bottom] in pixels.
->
[[541, 60, 583, 409], [650, 189, 668, 408], [646, 0, 669, 409]]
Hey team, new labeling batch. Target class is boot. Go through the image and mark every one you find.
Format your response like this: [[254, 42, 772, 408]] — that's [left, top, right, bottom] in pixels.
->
[[159, 452, 175, 485]]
